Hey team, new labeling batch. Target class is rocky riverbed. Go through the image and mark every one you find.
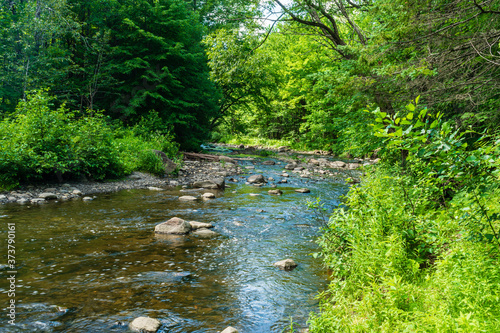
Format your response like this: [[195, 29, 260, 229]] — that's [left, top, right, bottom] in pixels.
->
[[0, 147, 377, 205]]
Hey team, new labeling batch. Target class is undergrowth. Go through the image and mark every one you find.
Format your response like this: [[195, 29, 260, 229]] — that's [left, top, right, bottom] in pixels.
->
[[309, 98, 500, 332]]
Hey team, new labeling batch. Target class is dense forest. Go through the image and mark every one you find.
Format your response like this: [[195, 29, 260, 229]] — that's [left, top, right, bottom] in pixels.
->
[[1, 0, 500, 331]]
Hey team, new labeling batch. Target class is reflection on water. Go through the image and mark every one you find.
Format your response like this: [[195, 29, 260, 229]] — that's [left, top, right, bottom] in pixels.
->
[[0, 160, 349, 332]]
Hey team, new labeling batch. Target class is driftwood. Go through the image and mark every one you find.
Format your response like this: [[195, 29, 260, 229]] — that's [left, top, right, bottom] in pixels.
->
[[182, 152, 236, 164]]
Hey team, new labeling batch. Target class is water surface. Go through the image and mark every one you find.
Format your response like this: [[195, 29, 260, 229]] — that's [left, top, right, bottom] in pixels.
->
[[0, 159, 349, 332]]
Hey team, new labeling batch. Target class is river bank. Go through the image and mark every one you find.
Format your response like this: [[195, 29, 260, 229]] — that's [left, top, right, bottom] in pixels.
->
[[0, 145, 378, 205]]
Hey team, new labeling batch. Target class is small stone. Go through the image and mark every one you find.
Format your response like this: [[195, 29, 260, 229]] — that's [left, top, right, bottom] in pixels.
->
[[245, 166, 255, 169], [72, 189, 82, 195], [221, 327, 239, 333], [192, 228, 218, 238], [282, 173, 289, 177], [82, 196, 93, 201], [0, 195, 6, 200], [268, 177, 275, 181], [31, 198, 46, 204], [273, 259, 298, 271], [44, 188, 57, 192], [268, 189, 283, 195], [129, 316, 161, 332], [179, 196, 198, 201], [295, 188, 310, 193], [284, 163, 296, 170], [189, 221, 214, 230], [202, 192, 216, 199], [129, 173, 142, 180], [155, 217, 192, 235], [330, 161, 346, 168], [39, 193, 58, 200], [17, 199, 29, 204], [148, 187, 164, 191], [262, 160, 275, 165], [280, 179, 288, 183], [249, 193, 261, 196]]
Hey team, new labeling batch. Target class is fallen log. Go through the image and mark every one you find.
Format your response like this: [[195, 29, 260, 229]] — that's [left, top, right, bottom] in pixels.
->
[[182, 152, 236, 164]]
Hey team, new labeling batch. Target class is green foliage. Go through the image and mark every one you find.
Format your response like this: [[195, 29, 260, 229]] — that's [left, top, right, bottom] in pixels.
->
[[0, 90, 179, 189], [137, 150, 165, 177], [1, 0, 220, 150], [310, 165, 500, 332]]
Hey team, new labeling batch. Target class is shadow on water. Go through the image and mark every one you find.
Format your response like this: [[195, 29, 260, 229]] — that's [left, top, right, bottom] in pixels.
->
[[0, 158, 349, 332]]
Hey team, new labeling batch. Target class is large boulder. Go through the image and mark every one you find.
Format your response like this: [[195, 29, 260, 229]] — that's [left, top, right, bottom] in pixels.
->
[[247, 174, 266, 184], [152, 149, 177, 174], [155, 217, 192, 235], [129, 317, 161, 332], [193, 178, 225, 190]]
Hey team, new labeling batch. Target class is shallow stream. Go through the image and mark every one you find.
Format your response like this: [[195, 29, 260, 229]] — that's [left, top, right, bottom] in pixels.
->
[[0, 157, 349, 332]]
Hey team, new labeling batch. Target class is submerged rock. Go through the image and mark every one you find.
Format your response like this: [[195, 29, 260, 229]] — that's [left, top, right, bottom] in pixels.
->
[[129, 316, 161, 332], [295, 188, 310, 193], [273, 259, 298, 271], [155, 217, 192, 235], [262, 160, 275, 165]]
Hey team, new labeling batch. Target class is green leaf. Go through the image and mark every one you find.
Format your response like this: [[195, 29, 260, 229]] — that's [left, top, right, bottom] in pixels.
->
[[407, 112, 413, 120], [406, 103, 415, 112]]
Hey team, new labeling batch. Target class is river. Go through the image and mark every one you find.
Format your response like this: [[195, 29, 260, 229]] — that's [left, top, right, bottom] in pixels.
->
[[0, 156, 350, 332]]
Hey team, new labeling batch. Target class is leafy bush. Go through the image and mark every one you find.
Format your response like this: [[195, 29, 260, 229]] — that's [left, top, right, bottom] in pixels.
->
[[310, 98, 500, 332], [0, 90, 180, 189]]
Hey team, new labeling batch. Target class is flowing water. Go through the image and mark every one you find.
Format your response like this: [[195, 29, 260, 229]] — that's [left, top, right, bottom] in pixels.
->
[[0, 158, 350, 332]]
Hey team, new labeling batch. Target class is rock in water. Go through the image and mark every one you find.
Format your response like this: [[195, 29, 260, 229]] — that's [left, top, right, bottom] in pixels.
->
[[189, 221, 214, 230], [268, 189, 283, 195], [295, 188, 310, 193], [192, 228, 218, 238], [221, 327, 239, 333], [273, 259, 298, 271], [39, 193, 58, 200], [247, 174, 266, 184], [202, 192, 216, 199], [155, 217, 192, 235], [192, 178, 225, 190], [129, 317, 161, 332], [179, 195, 198, 201]]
